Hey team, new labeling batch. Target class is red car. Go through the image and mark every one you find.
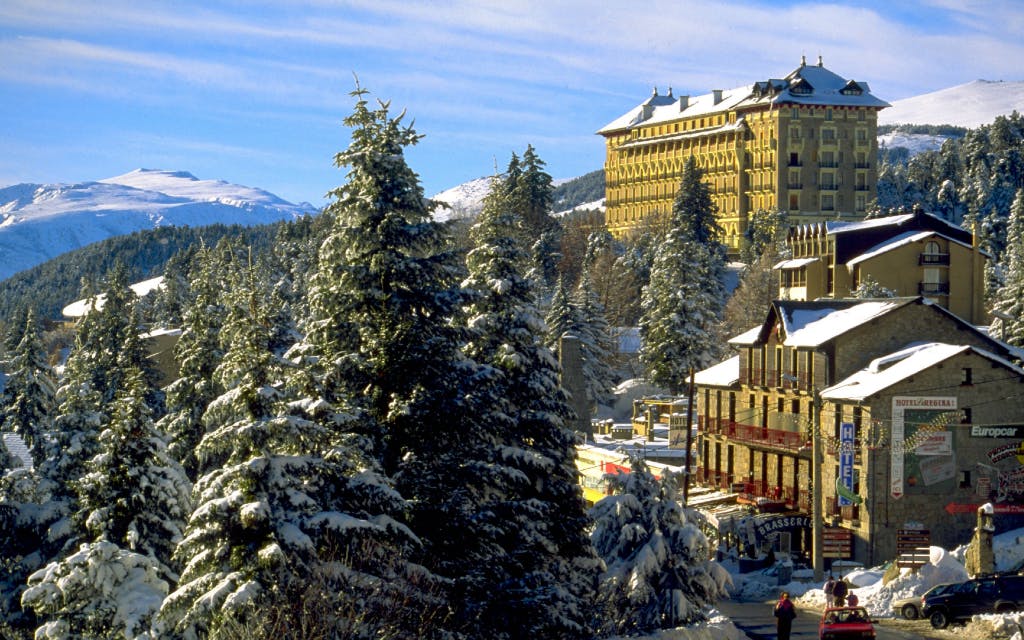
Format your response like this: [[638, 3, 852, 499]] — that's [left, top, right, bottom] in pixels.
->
[[818, 607, 876, 640]]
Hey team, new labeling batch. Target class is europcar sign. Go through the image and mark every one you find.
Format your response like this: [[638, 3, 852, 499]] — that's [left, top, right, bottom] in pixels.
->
[[970, 425, 1024, 438]]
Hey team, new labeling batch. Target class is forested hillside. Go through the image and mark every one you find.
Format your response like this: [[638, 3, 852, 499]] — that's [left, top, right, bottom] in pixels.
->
[[0, 223, 288, 324]]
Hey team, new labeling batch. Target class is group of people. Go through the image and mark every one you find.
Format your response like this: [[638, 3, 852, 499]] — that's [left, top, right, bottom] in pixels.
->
[[823, 575, 858, 607], [772, 575, 861, 640]]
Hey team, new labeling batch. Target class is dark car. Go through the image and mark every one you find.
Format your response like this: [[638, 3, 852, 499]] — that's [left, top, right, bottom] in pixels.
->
[[818, 607, 875, 640], [922, 574, 1024, 628], [893, 583, 954, 620]]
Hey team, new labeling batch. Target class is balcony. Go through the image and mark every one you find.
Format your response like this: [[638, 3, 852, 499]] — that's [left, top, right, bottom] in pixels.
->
[[819, 161, 839, 168], [701, 417, 812, 453], [854, 185, 870, 191], [920, 253, 950, 266], [788, 183, 804, 189], [919, 282, 950, 295], [854, 162, 871, 169], [819, 184, 838, 192], [788, 160, 803, 167]]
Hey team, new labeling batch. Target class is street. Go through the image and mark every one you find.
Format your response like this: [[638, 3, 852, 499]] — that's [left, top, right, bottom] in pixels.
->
[[715, 597, 949, 640]]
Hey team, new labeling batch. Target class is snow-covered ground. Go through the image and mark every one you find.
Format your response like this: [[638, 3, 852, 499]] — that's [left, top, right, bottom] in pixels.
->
[[712, 528, 1024, 640]]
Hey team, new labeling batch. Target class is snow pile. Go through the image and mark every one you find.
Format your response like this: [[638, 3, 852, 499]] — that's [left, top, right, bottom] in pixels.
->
[[608, 613, 746, 640]]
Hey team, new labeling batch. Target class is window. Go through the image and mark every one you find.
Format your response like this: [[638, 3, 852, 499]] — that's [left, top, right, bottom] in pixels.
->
[[962, 368, 973, 385], [822, 128, 836, 142], [856, 195, 866, 212], [821, 195, 834, 211], [789, 194, 799, 210], [792, 108, 800, 119], [826, 108, 833, 121]]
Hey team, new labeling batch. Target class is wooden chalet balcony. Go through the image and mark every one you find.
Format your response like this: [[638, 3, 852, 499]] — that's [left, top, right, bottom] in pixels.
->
[[700, 417, 811, 453]]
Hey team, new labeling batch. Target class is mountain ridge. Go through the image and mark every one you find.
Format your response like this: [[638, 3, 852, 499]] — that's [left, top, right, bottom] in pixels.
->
[[0, 169, 315, 282]]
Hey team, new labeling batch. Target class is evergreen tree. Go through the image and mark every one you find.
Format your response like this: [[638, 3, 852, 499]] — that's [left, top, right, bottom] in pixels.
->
[[992, 188, 1024, 347], [572, 269, 618, 407], [589, 457, 727, 636], [3, 309, 56, 466], [160, 245, 229, 482], [851, 275, 897, 299], [461, 180, 600, 639], [640, 159, 727, 394], [545, 277, 582, 355], [159, 265, 391, 637], [307, 84, 504, 636]]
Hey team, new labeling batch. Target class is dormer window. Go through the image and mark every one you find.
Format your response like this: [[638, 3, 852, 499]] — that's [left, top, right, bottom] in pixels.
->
[[790, 78, 814, 95], [841, 80, 864, 96]]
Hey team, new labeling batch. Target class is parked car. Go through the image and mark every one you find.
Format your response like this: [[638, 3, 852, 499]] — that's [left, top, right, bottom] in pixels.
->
[[892, 583, 954, 620], [818, 607, 875, 640], [922, 574, 1024, 628]]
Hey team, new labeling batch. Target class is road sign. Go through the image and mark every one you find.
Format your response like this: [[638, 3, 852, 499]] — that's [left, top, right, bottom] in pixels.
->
[[822, 527, 852, 559]]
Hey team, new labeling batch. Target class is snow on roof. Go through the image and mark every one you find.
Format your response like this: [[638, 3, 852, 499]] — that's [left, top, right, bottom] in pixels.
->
[[694, 355, 740, 387], [821, 342, 1024, 402], [774, 257, 819, 270], [62, 276, 165, 318], [727, 325, 763, 346], [599, 60, 888, 136], [825, 213, 916, 235], [782, 300, 906, 348], [846, 230, 976, 267]]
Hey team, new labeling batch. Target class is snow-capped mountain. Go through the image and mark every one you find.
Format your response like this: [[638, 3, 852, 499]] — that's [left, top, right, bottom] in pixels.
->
[[431, 176, 493, 221], [880, 79, 1024, 128], [0, 169, 315, 282], [878, 79, 1024, 155]]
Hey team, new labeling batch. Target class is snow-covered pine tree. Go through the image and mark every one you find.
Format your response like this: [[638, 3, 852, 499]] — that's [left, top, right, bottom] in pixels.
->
[[307, 84, 508, 636], [639, 158, 727, 394], [992, 188, 1024, 347], [589, 456, 728, 636], [2, 309, 56, 466], [461, 179, 600, 639], [160, 244, 229, 482], [23, 302, 187, 638], [545, 276, 582, 356], [572, 269, 618, 408], [851, 275, 897, 299]]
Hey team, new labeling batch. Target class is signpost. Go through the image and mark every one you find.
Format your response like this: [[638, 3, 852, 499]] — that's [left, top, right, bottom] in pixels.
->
[[944, 502, 1024, 515], [896, 528, 930, 568], [822, 527, 852, 559]]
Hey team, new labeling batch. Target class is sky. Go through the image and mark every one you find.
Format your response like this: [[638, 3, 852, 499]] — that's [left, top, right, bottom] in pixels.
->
[[2, 1, 1024, 207]]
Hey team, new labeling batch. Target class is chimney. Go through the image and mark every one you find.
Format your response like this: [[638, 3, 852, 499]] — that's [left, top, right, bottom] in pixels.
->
[[817, 54, 823, 67], [713, 89, 723, 104], [678, 95, 690, 111]]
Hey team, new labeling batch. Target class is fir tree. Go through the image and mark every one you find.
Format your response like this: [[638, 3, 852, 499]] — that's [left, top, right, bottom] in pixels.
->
[[461, 179, 600, 639], [572, 269, 618, 407], [589, 457, 728, 636], [160, 245, 228, 482], [2, 309, 56, 466], [992, 188, 1024, 346], [640, 159, 727, 394], [307, 83, 503, 636]]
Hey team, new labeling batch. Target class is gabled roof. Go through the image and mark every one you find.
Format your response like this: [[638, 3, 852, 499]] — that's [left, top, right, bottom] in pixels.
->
[[598, 58, 889, 136], [694, 355, 740, 388], [822, 342, 1024, 402], [729, 298, 913, 347], [845, 229, 979, 267]]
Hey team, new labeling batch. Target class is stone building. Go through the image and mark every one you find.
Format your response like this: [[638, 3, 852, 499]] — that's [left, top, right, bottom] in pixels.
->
[[598, 56, 889, 252], [776, 208, 989, 324], [693, 297, 1024, 566]]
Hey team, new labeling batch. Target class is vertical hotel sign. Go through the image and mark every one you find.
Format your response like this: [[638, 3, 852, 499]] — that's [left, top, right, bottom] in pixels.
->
[[839, 422, 856, 506], [891, 396, 957, 499]]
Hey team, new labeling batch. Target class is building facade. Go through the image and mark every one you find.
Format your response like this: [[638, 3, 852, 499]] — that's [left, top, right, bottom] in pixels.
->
[[776, 209, 989, 324], [693, 298, 1024, 566], [598, 57, 889, 252]]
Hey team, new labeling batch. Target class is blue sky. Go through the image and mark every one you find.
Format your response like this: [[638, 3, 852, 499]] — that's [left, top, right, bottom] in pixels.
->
[[2, 1, 1023, 206]]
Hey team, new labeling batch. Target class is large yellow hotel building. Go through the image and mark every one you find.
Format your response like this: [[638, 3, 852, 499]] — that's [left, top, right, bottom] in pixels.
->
[[598, 57, 890, 251]]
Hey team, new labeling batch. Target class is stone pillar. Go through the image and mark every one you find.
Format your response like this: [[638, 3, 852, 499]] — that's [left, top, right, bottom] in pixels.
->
[[966, 503, 995, 576], [560, 333, 593, 440]]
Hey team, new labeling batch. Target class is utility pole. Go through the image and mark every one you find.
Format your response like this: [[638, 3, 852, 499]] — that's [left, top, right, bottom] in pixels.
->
[[812, 386, 824, 582], [683, 367, 696, 503]]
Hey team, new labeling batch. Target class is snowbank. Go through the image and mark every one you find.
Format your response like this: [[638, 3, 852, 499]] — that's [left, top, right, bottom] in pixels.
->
[[609, 613, 746, 640]]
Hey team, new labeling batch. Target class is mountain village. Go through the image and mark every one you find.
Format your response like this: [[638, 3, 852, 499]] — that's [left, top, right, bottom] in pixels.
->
[[3, 55, 1024, 639]]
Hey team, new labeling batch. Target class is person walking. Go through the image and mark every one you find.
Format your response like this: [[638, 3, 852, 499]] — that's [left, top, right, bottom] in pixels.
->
[[832, 577, 849, 606], [774, 591, 797, 640], [823, 574, 835, 606]]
